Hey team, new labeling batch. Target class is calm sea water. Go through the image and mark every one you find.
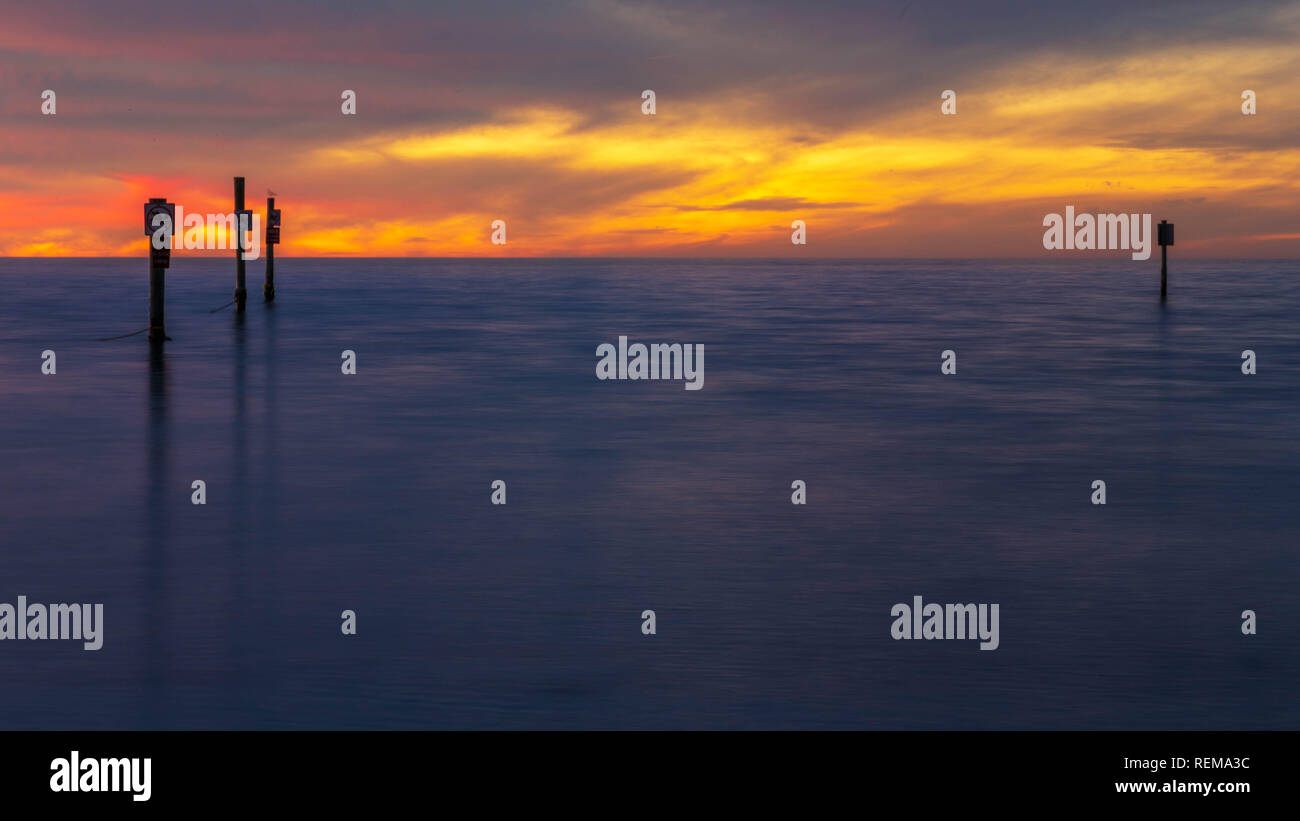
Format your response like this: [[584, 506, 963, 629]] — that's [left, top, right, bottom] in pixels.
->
[[0, 257, 1296, 729]]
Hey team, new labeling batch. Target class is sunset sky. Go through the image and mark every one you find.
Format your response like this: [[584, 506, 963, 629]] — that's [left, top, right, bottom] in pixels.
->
[[0, 0, 1297, 257]]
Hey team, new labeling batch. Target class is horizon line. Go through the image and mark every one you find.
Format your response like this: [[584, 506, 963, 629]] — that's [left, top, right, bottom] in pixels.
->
[[2, 255, 1296, 262]]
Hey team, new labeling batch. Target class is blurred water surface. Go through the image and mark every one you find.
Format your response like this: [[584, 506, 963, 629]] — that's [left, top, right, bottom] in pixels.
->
[[0, 257, 1295, 729]]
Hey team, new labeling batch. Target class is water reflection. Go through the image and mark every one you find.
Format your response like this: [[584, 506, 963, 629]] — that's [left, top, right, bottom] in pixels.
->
[[144, 340, 170, 724], [231, 311, 251, 687]]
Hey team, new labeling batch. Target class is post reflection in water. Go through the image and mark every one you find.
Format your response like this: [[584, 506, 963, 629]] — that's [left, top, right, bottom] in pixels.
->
[[144, 341, 170, 725], [260, 300, 284, 715], [231, 310, 251, 689]]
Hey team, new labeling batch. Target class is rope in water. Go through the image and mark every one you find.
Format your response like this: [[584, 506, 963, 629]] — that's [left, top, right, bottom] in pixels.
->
[[93, 327, 152, 342], [97, 297, 236, 339]]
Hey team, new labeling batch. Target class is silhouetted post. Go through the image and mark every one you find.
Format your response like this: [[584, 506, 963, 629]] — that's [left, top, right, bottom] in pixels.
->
[[264, 196, 280, 302], [149, 257, 165, 341], [144, 198, 174, 342], [1157, 220, 1174, 300], [234, 176, 247, 312]]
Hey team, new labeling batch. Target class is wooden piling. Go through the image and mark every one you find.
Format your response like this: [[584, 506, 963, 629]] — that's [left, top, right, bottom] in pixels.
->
[[1160, 243, 1167, 300], [234, 176, 247, 312], [1157, 220, 1174, 301], [148, 256, 166, 341], [146, 197, 169, 342], [264, 195, 275, 302]]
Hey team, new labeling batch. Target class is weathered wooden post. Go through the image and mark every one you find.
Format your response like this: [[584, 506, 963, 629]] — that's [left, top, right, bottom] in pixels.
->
[[144, 198, 174, 342], [264, 196, 280, 302], [234, 176, 248, 312], [1157, 220, 1174, 300]]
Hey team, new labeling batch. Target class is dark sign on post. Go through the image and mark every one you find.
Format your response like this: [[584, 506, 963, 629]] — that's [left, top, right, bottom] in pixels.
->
[[144, 199, 175, 268], [143, 201, 175, 238], [1157, 222, 1174, 246], [235, 209, 254, 252], [267, 208, 281, 244]]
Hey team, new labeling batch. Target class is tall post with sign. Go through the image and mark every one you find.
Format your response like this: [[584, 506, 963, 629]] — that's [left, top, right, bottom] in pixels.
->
[[145, 197, 174, 343], [265, 196, 280, 302], [1157, 220, 1174, 300], [234, 176, 247, 312]]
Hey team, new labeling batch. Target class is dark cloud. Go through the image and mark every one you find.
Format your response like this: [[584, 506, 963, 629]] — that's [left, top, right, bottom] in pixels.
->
[[3, 0, 1294, 138]]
